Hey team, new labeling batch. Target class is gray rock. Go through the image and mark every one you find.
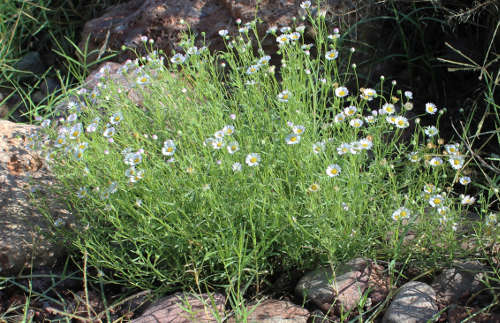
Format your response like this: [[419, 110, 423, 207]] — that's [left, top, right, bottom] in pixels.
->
[[0, 120, 73, 275], [131, 292, 225, 323], [431, 261, 486, 305], [382, 281, 439, 323], [228, 299, 309, 323], [295, 258, 376, 313], [15, 51, 46, 79]]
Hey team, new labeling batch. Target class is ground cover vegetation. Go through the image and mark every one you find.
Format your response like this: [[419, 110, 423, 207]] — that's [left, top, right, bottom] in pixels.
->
[[1, 0, 499, 321]]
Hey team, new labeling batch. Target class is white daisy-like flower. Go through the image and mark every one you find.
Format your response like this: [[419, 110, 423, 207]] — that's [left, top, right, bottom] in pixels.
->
[[280, 26, 292, 33], [258, 55, 271, 65], [212, 138, 225, 150], [429, 194, 445, 207], [170, 53, 186, 64], [76, 142, 88, 151], [429, 157, 443, 167], [344, 105, 357, 117], [129, 169, 144, 183], [136, 75, 150, 85], [276, 34, 290, 45], [407, 152, 421, 162], [325, 49, 339, 60], [125, 167, 137, 178], [444, 143, 460, 155], [73, 148, 85, 160], [232, 162, 242, 172], [312, 142, 325, 154], [349, 118, 363, 128], [485, 213, 498, 227], [449, 156, 464, 170], [289, 32, 301, 41], [292, 125, 305, 135], [423, 183, 436, 194], [334, 112, 346, 123], [277, 90, 291, 102], [308, 183, 320, 192], [365, 115, 376, 123], [326, 164, 341, 177], [223, 125, 235, 136], [69, 123, 83, 139], [360, 88, 377, 101], [162, 139, 176, 156], [425, 102, 438, 114], [385, 115, 397, 124], [300, 1, 312, 9], [286, 133, 301, 145], [124, 152, 142, 166], [218, 29, 229, 36], [54, 135, 66, 148], [358, 138, 373, 150], [337, 143, 351, 155], [102, 127, 115, 138], [246, 153, 261, 166], [187, 46, 198, 55], [335, 86, 349, 98], [214, 130, 225, 139], [110, 112, 123, 125], [86, 122, 98, 133], [381, 103, 396, 115], [461, 194, 475, 205], [392, 207, 410, 221], [77, 187, 88, 199], [404, 91, 413, 99], [459, 176, 471, 185], [424, 126, 438, 137], [227, 141, 239, 154], [246, 65, 260, 74], [394, 116, 409, 129], [437, 206, 450, 216]]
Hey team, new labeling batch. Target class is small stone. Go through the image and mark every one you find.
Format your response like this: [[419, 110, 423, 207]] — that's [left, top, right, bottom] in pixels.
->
[[15, 51, 45, 79], [228, 299, 309, 323], [382, 281, 439, 323], [431, 261, 486, 306], [296, 258, 380, 313], [131, 292, 225, 323]]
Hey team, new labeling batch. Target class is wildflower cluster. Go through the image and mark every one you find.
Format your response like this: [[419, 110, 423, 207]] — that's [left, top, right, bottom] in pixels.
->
[[26, 1, 493, 296]]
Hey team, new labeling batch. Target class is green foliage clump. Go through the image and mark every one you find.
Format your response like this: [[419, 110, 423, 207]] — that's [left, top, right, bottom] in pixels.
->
[[29, 4, 497, 298]]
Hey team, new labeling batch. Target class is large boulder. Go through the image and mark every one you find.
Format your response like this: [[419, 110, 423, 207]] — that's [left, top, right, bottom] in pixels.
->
[[0, 120, 72, 275], [79, 0, 355, 65]]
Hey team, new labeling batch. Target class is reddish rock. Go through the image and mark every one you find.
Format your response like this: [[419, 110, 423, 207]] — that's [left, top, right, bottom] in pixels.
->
[[0, 120, 72, 275], [228, 299, 309, 323], [131, 292, 225, 323], [79, 0, 355, 66], [296, 258, 388, 314]]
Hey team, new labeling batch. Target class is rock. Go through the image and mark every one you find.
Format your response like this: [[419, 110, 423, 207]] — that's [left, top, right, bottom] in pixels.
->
[[431, 261, 486, 306], [14, 51, 46, 80], [0, 120, 72, 275], [228, 299, 309, 323], [295, 258, 386, 314], [79, 0, 354, 66], [382, 281, 439, 323], [131, 292, 225, 323]]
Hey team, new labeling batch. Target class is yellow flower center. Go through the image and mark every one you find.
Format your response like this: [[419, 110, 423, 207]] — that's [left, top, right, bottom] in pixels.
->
[[167, 147, 173, 152], [250, 157, 257, 163]]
